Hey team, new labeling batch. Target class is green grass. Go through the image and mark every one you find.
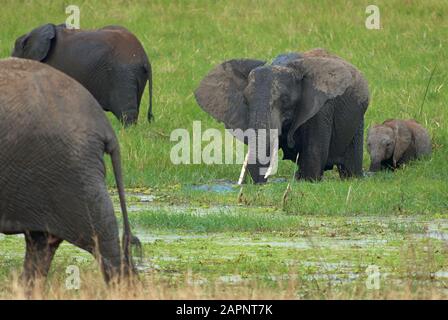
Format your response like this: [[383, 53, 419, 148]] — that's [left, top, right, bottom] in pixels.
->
[[1, 1, 447, 215], [0, 0, 447, 299]]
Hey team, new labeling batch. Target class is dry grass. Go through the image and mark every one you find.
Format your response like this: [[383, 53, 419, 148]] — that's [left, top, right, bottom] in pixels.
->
[[2, 270, 447, 300]]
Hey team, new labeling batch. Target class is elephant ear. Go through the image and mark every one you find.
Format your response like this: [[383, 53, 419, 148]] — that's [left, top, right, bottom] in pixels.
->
[[12, 24, 56, 62], [285, 55, 354, 148], [385, 120, 412, 167], [194, 59, 266, 133]]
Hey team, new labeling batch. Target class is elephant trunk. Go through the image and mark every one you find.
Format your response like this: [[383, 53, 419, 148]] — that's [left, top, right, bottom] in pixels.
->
[[247, 102, 279, 183], [369, 148, 386, 172], [369, 152, 384, 172], [369, 160, 382, 172]]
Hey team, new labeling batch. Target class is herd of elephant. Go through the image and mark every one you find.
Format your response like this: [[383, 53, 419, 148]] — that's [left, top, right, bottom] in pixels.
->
[[0, 23, 432, 287]]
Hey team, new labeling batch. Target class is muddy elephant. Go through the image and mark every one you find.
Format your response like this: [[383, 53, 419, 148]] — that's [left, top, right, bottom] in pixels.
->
[[12, 23, 153, 125], [0, 58, 138, 285], [195, 49, 370, 182], [367, 119, 432, 171]]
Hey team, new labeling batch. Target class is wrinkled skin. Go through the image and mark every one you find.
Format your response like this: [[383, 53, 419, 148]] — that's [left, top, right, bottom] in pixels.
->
[[367, 119, 432, 172], [12, 23, 153, 125], [0, 58, 138, 286], [195, 49, 370, 182]]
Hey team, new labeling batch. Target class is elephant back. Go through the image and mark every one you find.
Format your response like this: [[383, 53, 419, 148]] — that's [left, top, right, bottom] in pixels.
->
[[0, 58, 116, 238], [0, 58, 115, 151]]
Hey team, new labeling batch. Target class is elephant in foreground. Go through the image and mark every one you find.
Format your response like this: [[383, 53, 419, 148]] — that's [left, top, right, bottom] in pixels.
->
[[367, 119, 432, 171], [0, 58, 138, 284], [12, 23, 153, 125], [195, 49, 370, 182]]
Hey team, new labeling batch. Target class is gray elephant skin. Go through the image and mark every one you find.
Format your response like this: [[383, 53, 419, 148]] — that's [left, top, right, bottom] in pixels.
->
[[367, 119, 432, 171], [12, 23, 153, 125], [0, 58, 137, 284], [195, 49, 370, 182]]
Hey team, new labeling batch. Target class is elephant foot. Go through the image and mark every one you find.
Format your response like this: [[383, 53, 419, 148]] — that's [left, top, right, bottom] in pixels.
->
[[295, 170, 323, 182]]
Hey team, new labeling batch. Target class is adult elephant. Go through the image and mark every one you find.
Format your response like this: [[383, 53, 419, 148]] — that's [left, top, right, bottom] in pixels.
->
[[0, 58, 138, 285], [12, 23, 153, 125], [195, 49, 370, 183]]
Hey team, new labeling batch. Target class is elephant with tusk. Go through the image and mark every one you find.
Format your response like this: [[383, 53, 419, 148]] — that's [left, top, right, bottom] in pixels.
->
[[195, 49, 370, 183]]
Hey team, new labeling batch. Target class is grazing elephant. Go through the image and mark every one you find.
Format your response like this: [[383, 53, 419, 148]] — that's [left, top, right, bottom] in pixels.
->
[[195, 49, 370, 182], [12, 23, 153, 125], [367, 119, 432, 171], [0, 58, 138, 285]]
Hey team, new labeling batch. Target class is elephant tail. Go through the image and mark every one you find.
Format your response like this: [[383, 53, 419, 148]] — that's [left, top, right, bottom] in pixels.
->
[[146, 61, 153, 123], [109, 142, 141, 275]]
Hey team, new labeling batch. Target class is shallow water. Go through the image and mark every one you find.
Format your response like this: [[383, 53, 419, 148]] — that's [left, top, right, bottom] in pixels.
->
[[2, 197, 448, 293], [122, 191, 243, 214], [189, 183, 235, 193], [419, 222, 448, 241], [186, 178, 288, 193], [134, 231, 209, 243], [216, 237, 389, 250]]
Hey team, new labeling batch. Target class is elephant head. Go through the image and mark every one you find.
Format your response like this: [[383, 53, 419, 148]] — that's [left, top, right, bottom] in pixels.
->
[[12, 24, 57, 61], [367, 120, 412, 171], [195, 49, 356, 182]]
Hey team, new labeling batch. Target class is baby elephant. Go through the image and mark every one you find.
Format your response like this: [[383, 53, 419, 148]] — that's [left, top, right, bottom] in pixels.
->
[[367, 119, 431, 172]]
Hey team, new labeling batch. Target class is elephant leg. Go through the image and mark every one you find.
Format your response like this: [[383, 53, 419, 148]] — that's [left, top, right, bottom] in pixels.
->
[[338, 119, 364, 178], [116, 108, 138, 127], [108, 70, 141, 126], [85, 188, 123, 283], [296, 145, 327, 181], [296, 113, 333, 181], [94, 236, 122, 283], [22, 231, 62, 286]]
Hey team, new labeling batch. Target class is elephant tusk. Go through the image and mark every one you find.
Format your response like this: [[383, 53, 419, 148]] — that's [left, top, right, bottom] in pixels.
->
[[237, 151, 250, 185], [264, 147, 278, 179]]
